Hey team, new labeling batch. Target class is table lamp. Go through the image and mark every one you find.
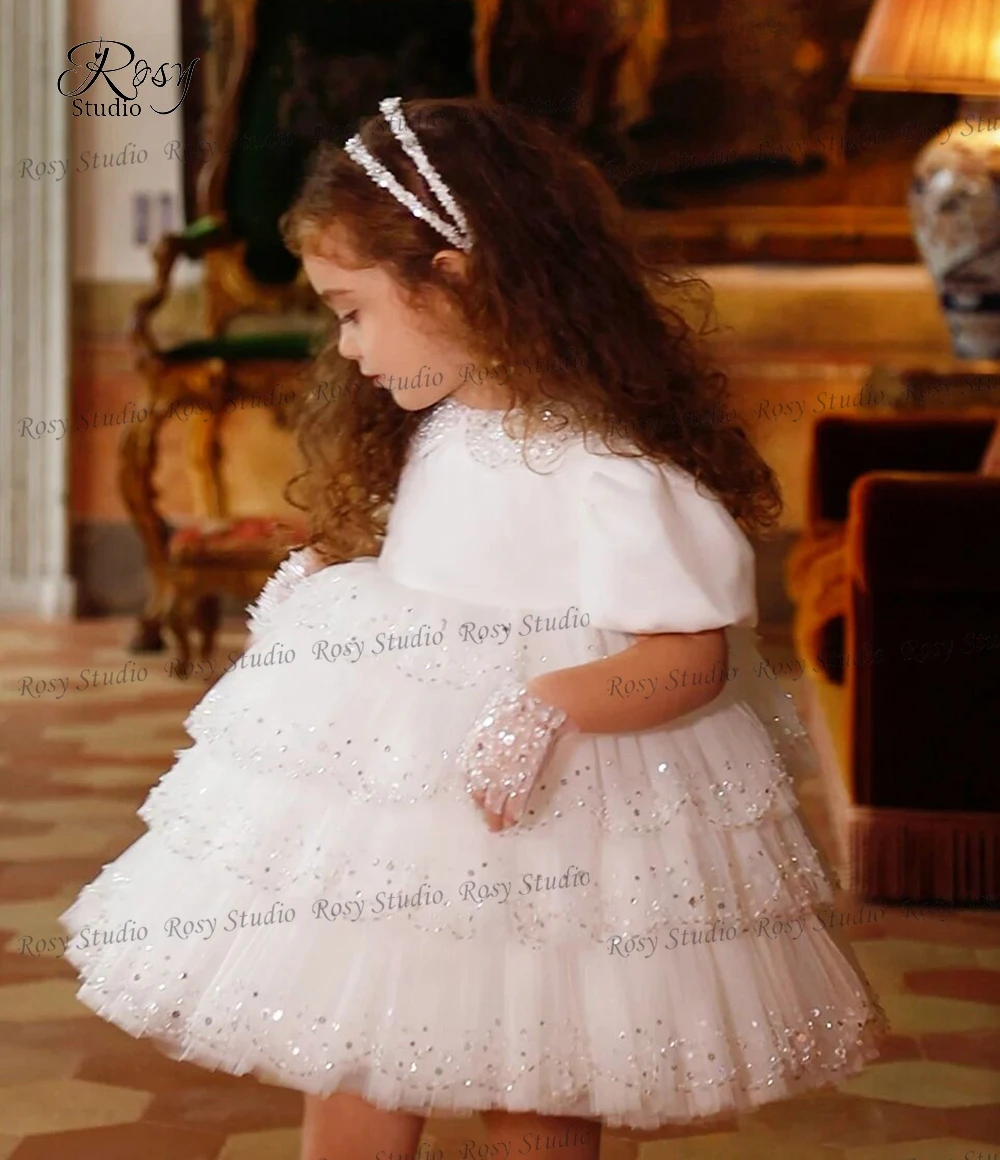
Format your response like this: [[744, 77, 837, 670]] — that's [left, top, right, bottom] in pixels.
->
[[850, 0, 1000, 359]]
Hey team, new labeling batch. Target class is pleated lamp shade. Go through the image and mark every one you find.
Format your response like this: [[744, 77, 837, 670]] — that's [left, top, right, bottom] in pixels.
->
[[850, 0, 1000, 95]]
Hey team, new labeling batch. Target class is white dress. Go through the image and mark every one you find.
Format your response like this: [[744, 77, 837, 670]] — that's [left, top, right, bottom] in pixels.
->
[[60, 396, 887, 1129]]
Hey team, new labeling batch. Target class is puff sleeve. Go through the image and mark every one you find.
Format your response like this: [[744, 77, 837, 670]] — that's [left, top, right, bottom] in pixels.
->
[[578, 455, 757, 633]]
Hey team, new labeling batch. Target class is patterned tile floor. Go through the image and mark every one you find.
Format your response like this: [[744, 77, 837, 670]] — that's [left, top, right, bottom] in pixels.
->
[[1, 616, 997, 1160]]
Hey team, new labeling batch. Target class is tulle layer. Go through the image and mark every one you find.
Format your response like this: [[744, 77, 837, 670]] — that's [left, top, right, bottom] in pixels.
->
[[187, 560, 811, 783], [139, 745, 834, 938], [60, 829, 885, 1129], [138, 558, 832, 933], [181, 558, 814, 824], [57, 556, 883, 1126]]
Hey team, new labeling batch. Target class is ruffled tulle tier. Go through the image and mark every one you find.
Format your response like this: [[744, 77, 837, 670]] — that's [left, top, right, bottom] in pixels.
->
[[58, 557, 885, 1126], [138, 745, 835, 941], [183, 559, 815, 809], [61, 826, 885, 1128]]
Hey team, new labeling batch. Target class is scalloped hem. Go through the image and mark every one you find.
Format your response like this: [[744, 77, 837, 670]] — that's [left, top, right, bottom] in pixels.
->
[[62, 975, 887, 1131]]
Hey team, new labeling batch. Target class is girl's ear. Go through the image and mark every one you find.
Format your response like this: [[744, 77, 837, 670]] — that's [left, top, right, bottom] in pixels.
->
[[432, 249, 469, 283]]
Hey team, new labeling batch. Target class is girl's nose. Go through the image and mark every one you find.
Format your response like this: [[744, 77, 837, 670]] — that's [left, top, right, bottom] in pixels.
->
[[337, 329, 360, 363]]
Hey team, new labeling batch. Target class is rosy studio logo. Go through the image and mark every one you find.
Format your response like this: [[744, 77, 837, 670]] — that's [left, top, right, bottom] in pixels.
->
[[57, 37, 199, 117]]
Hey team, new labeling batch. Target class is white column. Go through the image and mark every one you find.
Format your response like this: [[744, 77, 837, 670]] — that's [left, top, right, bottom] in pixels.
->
[[0, 0, 74, 616]]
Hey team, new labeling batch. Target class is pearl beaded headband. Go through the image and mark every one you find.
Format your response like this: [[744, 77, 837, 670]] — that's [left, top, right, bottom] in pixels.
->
[[344, 96, 474, 253]]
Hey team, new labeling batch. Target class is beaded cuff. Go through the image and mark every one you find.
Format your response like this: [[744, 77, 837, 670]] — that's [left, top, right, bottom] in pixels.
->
[[458, 677, 573, 827], [245, 548, 319, 637]]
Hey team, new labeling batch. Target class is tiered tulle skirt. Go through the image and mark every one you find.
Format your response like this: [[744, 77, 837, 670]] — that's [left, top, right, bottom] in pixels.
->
[[59, 558, 887, 1128]]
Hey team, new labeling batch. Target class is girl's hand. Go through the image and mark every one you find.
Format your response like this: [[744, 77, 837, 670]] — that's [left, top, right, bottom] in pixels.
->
[[246, 546, 326, 637], [457, 676, 578, 831], [296, 545, 329, 578]]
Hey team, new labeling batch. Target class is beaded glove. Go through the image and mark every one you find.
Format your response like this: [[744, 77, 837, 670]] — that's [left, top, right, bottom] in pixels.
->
[[246, 547, 324, 637], [458, 676, 576, 830]]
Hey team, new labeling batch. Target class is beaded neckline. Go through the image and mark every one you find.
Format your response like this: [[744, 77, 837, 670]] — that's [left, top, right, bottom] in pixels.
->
[[407, 395, 580, 469]]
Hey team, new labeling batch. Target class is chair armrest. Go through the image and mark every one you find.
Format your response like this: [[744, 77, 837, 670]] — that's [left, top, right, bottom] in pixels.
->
[[810, 414, 997, 524], [130, 215, 234, 360], [846, 472, 1000, 818], [850, 472, 1000, 591], [177, 217, 230, 247]]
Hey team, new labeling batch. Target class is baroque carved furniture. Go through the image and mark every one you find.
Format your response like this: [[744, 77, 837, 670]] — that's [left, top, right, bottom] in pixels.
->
[[118, 358, 310, 671], [787, 408, 1000, 904], [124, 0, 474, 667]]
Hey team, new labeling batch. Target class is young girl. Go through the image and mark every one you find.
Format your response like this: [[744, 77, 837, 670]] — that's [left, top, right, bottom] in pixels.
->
[[60, 96, 887, 1160]]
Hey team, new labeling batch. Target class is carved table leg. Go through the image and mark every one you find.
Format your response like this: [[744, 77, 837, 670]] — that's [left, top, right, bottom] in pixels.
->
[[194, 592, 222, 662], [129, 559, 175, 654], [119, 385, 173, 655], [128, 611, 167, 653], [166, 589, 196, 675]]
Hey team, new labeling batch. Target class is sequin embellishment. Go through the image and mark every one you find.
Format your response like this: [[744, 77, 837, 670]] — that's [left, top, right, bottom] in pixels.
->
[[407, 397, 579, 469]]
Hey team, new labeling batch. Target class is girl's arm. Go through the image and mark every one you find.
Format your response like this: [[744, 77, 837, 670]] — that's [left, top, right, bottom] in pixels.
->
[[528, 627, 729, 734], [463, 628, 731, 831], [463, 456, 753, 829]]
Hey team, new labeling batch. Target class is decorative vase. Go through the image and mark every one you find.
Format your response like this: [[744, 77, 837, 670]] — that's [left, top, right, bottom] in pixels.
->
[[908, 97, 1000, 359]]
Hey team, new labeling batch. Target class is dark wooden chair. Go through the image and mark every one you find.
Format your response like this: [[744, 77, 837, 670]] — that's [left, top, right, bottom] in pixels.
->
[[122, 0, 475, 668]]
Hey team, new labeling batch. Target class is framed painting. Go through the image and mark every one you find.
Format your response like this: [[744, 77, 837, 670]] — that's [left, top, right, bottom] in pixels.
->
[[478, 0, 958, 262], [181, 0, 957, 262]]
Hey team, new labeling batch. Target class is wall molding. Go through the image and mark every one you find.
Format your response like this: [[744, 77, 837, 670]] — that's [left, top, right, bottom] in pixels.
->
[[0, 0, 75, 616]]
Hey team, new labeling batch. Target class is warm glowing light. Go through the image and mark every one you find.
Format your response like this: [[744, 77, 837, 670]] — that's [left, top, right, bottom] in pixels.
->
[[851, 0, 1000, 96]]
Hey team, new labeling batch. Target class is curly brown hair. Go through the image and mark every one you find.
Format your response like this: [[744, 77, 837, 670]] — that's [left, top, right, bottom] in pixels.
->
[[280, 97, 782, 565]]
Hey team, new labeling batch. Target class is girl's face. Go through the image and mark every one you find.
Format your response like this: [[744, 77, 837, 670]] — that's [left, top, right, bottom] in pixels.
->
[[302, 228, 506, 412]]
